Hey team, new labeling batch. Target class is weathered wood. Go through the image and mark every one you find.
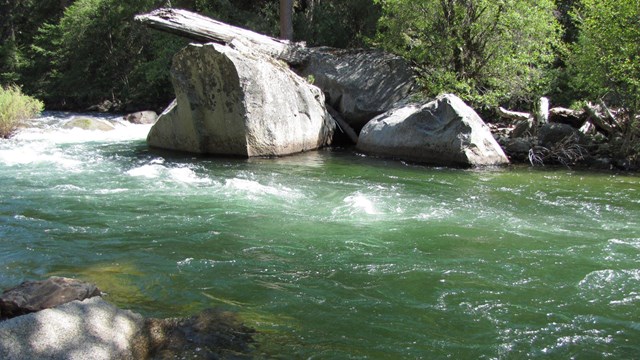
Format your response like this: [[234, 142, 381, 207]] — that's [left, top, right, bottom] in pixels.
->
[[583, 102, 615, 135], [549, 107, 587, 128], [598, 99, 622, 129], [326, 105, 358, 144], [134, 8, 309, 65], [535, 96, 549, 125], [497, 106, 532, 122]]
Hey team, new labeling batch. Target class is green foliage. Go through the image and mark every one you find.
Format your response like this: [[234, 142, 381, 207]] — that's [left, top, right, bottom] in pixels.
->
[[567, 0, 640, 164], [569, 0, 640, 118], [372, 0, 561, 110], [26, 0, 184, 110], [294, 0, 381, 48], [0, 85, 44, 138]]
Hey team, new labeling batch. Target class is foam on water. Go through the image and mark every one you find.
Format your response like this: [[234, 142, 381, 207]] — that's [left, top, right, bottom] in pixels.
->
[[224, 178, 301, 200]]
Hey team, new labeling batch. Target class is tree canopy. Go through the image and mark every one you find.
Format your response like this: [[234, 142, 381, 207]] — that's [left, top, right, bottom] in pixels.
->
[[372, 0, 560, 109]]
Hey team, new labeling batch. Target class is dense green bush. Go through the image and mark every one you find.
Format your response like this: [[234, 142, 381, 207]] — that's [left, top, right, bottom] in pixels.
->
[[294, 0, 381, 48], [26, 0, 186, 111], [372, 0, 561, 111], [0, 85, 44, 138], [568, 0, 640, 164]]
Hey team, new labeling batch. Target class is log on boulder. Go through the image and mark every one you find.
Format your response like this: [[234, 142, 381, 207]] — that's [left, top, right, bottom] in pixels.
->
[[135, 8, 415, 132], [135, 8, 309, 65]]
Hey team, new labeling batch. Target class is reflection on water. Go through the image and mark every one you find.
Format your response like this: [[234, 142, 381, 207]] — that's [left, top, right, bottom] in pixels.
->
[[0, 112, 639, 358]]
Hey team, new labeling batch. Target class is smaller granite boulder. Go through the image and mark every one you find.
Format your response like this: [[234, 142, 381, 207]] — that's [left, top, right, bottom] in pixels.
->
[[357, 94, 509, 167], [0, 277, 101, 319]]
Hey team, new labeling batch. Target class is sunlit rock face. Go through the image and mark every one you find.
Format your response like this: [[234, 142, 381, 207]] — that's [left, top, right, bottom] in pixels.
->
[[148, 42, 335, 157], [296, 48, 415, 132], [357, 94, 509, 167]]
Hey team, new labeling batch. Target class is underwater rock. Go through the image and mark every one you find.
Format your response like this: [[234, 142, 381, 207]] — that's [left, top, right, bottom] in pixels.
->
[[141, 308, 256, 359], [62, 117, 115, 131]]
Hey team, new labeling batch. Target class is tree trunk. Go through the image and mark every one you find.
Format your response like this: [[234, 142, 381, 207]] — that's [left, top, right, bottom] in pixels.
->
[[279, 0, 294, 41], [134, 8, 309, 65], [535, 96, 549, 125]]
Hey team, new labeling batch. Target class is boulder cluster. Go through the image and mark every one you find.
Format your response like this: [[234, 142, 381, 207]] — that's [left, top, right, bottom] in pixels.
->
[[142, 11, 508, 167]]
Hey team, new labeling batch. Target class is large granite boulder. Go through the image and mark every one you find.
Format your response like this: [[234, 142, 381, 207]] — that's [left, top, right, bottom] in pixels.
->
[[147, 42, 335, 156], [0, 277, 101, 319], [296, 48, 415, 132], [357, 94, 509, 167]]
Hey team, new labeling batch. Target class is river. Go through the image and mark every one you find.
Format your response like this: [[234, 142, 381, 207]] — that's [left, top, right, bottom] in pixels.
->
[[1, 112, 639, 358]]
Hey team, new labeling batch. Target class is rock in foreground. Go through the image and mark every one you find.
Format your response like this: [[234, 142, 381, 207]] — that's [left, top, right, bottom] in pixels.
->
[[357, 94, 509, 167], [0, 297, 144, 360], [147, 42, 335, 156], [0, 277, 101, 319]]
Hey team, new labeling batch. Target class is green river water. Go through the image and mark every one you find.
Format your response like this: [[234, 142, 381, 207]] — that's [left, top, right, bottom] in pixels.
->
[[1, 113, 639, 358]]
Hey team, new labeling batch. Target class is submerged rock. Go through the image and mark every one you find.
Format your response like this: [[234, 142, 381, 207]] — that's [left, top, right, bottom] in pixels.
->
[[296, 48, 415, 132], [147, 42, 335, 156], [63, 117, 115, 131], [0, 277, 101, 319], [142, 308, 255, 359], [357, 94, 509, 167]]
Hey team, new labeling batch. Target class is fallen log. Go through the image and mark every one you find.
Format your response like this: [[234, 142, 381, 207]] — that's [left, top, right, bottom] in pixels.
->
[[326, 105, 358, 144], [583, 102, 615, 136], [134, 8, 309, 65], [497, 106, 532, 122]]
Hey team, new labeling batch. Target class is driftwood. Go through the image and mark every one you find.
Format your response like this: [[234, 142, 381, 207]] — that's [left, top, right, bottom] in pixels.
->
[[549, 107, 587, 128], [134, 8, 309, 65], [583, 102, 616, 136], [326, 105, 358, 144], [497, 106, 532, 122]]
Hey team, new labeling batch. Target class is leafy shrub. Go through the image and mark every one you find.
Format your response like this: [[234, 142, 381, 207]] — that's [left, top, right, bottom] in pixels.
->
[[0, 85, 44, 138], [372, 0, 560, 110]]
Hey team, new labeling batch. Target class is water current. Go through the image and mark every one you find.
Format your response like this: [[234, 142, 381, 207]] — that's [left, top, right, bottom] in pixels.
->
[[1, 112, 639, 358]]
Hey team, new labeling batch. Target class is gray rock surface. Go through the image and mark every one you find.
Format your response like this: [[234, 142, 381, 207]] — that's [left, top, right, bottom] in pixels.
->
[[62, 117, 115, 131], [538, 122, 586, 148], [296, 48, 415, 132], [0, 277, 101, 319], [357, 94, 509, 167], [147, 42, 335, 156], [124, 110, 158, 124], [0, 297, 145, 360]]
